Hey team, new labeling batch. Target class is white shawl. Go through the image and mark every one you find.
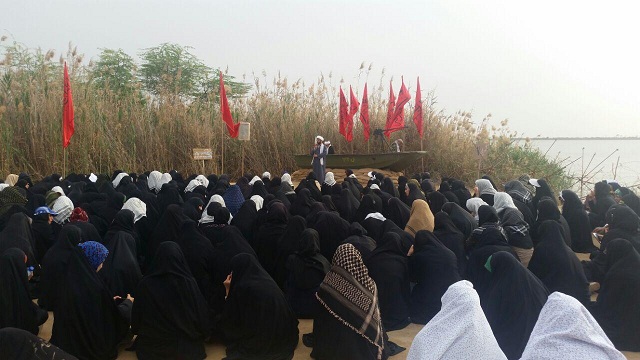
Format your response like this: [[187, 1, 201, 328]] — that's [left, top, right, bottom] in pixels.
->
[[407, 280, 507, 360]]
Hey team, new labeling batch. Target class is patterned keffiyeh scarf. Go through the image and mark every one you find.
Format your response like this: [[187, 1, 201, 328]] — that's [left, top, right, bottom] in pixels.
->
[[316, 243, 384, 359]]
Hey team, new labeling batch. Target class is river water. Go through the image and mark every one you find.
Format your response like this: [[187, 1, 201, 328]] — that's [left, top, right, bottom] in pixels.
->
[[516, 138, 640, 196]]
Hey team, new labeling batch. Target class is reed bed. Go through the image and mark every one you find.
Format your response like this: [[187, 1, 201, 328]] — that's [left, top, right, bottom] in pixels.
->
[[0, 40, 570, 191]]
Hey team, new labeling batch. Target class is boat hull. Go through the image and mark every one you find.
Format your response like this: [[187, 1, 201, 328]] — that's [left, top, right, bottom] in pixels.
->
[[294, 151, 427, 172]]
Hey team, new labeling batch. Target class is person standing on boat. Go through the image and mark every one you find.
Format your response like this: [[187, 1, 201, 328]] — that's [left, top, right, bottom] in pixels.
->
[[324, 140, 335, 154], [311, 136, 328, 182]]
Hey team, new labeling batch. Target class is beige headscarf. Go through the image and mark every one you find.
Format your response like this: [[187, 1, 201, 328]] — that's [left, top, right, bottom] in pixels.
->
[[4, 174, 18, 186], [405, 199, 435, 237]]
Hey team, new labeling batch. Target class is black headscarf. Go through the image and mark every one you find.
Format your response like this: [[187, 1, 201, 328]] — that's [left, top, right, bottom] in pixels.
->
[[49, 232, 129, 360], [365, 232, 411, 331], [289, 188, 315, 218], [528, 220, 590, 305], [230, 200, 259, 245], [147, 204, 185, 263], [451, 180, 472, 209], [441, 201, 476, 240], [385, 197, 411, 229], [342, 222, 377, 259], [333, 188, 358, 222], [405, 182, 426, 207], [156, 184, 184, 216], [251, 180, 269, 199], [433, 212, 467, 276], [182, 197, 204, 222], [31, 212, 54, 264], [425, 190, 446, 214], [561, 190, 597, 253], [0, 327, 78, 360], [312, 211, 351, 261], [321, 195, 338, 213], [589, 239, 640, 351], [354, 194, 381, 224], [38, 226, 83, 311], [254, 201, 289, 278], [0, 248, 47, 335], [408, 230, 461, 325], [103, 209, 138, 246], [100, 231, 142, 298], [601, 204, 640, 251], [273, 215, 307, 289], [466, 206, 518, 299], [480, 251, 549, 359], [397, 176, 408, 203], [0, 213, 37, 267], [621, 192, 640, 216], [211, 225, 257, 287], [218, 253, 299, 360], [381, 177, 399, 197], [532, 197, 571, 247], [131, 242, 209, 359], [286, 228, 330, 290], [175, 220, 216, 305]]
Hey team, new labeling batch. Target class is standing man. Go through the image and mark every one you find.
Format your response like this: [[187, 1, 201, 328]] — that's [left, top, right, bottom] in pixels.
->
[[311, 135, 328, 181]]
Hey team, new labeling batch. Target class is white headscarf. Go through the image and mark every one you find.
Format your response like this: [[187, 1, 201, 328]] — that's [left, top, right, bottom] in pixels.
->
[[493, 192, 518, 214], [324, 172, 336, 186], [52, 196, 74, 224], [195, 174, 209, 188], [466, 198, 489, 221], [112, 172, 129, 188], [200, 195, 232, 224], [262, 172, 271, 180], [281, 173, 294, 187], [211, 194, 226, 208], [249, 176, 262, 186], [520, 292, 626, 360], [122, 197, 147, 223], [250, 195, 264, 211], [475, 179, 497, 196], [160, 173, 172, 188], [51, 186, 65, 195], [407, 280, 507, 360], [184, 179, 200, 193], [147, 171, 163, 193], [364, 212, 386, 222]]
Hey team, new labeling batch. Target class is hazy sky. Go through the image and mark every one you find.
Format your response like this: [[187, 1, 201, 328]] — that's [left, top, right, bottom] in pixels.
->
[[2, 0, 638, 137]]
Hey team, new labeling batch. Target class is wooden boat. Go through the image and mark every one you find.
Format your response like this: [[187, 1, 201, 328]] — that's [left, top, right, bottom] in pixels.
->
[[293, 151, 427, 172]]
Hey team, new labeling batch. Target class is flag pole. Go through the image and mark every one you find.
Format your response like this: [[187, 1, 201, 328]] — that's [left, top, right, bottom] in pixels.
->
[[421, 137, 424, 173], [63, 147, 67, 178], [241, 141, 245, 176], [221, 121, 225, 174]]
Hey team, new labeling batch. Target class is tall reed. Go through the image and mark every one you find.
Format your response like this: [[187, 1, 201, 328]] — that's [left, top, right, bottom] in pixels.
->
[[0, 39, 570, 191]]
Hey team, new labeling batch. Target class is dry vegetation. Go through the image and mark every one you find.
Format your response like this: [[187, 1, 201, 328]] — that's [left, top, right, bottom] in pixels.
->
[[0, 39, 570, 190]]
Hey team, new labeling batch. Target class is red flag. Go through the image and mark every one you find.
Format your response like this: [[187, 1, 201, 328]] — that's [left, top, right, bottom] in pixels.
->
[[220, 71, 239, 138], [413, 77, 423, 138], [348, 86, 359, 119], [359, 83, 370, 141], [384, 81, 396, 138], [62, 62, 74, 148], [391, 76, 411, 128], [338, 87, 350, 141]]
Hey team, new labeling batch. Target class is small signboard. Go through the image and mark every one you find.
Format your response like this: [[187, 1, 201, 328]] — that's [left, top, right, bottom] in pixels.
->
[[238, 122, 251, 141], [193, 148, 213, 160]]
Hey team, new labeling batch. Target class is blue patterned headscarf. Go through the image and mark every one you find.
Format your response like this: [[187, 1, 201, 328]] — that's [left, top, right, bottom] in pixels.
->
[[222, 185, 245, 216], [78, 241, 109, 270]]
